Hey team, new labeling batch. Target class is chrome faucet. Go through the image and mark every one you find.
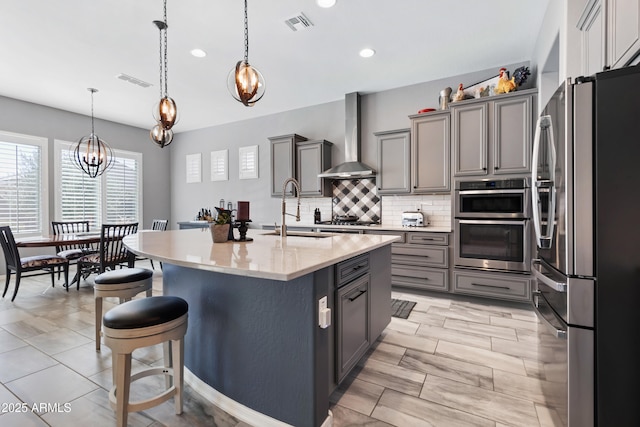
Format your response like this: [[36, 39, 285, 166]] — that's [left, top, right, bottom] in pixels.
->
[[280, 177, 301, 237]]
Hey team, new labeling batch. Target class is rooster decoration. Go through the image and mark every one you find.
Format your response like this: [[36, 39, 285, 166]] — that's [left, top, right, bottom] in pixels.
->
[[495, 67, 516, 94], [452, 83, 466, 102]]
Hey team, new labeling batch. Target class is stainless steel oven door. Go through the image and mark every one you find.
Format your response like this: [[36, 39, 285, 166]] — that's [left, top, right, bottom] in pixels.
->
[[455, 188, 530, 219], [454, 219, 531, 272]]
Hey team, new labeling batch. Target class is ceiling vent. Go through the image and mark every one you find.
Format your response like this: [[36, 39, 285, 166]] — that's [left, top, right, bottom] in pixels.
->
[[116, 73, 152, 88], [285, 13, 313, 31]]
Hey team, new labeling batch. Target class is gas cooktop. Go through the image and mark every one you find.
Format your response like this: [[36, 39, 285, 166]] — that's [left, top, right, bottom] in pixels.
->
[[317, 219, 380, 226]]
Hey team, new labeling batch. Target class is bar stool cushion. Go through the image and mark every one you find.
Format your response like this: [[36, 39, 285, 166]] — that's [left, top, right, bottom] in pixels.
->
[[95, 267, 153, 285], [103, 296, 188, 330]]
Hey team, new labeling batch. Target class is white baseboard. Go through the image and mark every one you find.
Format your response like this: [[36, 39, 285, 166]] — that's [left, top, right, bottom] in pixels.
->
[[184, 368, 333, 427]]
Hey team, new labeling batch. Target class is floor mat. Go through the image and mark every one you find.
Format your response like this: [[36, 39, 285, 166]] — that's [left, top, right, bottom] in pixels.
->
[[391, 298, 416, 319]]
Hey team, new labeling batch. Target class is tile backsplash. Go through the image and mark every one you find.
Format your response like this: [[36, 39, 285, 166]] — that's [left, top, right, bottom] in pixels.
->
[[298, 185, 451, 229], [331, 178, 380, 222], [379, 194, 451, 228]]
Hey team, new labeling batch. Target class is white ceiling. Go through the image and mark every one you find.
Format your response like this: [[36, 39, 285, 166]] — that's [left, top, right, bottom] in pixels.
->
[[0, 0, 550, 133]]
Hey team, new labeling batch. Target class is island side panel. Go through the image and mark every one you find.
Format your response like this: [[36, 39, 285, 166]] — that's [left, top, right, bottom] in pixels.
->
[[370, 245, 392, 338], [163, 263, 331, 427]]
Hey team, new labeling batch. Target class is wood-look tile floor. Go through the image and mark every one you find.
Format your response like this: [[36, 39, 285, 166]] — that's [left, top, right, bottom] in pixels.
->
[[0, 263, 565, 426]]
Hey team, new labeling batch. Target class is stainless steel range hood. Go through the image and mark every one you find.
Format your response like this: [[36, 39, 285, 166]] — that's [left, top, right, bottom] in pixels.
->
[[318, 92, 376, 178]]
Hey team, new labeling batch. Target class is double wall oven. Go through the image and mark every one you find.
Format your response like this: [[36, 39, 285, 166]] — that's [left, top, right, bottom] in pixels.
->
[[454, 178, 531, 273]]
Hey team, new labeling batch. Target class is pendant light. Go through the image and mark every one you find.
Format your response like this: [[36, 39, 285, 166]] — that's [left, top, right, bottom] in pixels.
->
[[150, 0, 176, 147], [227, 0, 265, 107], [71, 88, 114, 178]]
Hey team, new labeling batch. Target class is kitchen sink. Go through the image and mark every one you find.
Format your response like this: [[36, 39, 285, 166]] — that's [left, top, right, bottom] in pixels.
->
[[261, 231, 331, 238]]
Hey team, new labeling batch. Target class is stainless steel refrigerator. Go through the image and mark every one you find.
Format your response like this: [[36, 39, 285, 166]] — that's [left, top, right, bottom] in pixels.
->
[[531, 65, 640, 426]]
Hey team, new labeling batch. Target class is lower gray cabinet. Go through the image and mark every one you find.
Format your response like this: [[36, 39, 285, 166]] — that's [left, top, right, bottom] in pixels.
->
[[393, 231, 450, 292], [335, 272, 370, 383], [453, 269, 531, 302], [364, 230, 451, 293]]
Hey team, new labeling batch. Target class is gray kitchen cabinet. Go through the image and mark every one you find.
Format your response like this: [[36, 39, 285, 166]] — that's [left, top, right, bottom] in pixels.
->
[[269, 134, 333, 197], [578, 0, 606, 75], [608, 0, 640, 68], [296, 140, 333, 197], [453, 269, 531, 302], [364, 229, 451, 293], [409, 111, 451, 193], [452, 89, 536, 177], [578, 0, 640, 72], [269, 134, 307, 197], [375, 129, 411, 194], [335, 253, 371, 383]]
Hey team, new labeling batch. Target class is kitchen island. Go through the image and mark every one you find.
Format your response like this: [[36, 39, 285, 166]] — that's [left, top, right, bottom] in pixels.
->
[[123, 228, 397, 427]]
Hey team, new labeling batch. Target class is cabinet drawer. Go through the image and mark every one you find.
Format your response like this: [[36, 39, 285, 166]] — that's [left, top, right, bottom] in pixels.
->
[[336, 253, 370, 287], [392, 246, 448, 268], [364, 230, 406, 244], [392, 265, 448, 292], [453, 270, 531, 302], [406, 232, 448, 246]]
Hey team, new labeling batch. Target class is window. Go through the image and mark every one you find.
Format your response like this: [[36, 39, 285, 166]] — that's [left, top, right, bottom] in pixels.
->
[[55, 140, 142, 229], [0, 131, 48, 236]]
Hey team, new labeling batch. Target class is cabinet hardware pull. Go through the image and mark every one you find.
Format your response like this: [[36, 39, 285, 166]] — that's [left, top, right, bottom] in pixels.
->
[[351, 263, 367, 272], [471, 282, 510, 290], [420, 238, 435, 241], [348, 289, 367, 302]]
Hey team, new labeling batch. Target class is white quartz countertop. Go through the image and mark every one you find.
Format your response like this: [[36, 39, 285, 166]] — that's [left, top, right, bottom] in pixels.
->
[[123, 229, 399, 281]]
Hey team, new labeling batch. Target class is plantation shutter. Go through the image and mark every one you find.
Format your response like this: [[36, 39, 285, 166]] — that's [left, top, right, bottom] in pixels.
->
[[105, 156, 139, 223], [0, 141, 42, 234], [59, 148, 102, 229]]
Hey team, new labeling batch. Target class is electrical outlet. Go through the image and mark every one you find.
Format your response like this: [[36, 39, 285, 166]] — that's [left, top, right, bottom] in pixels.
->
[[318, 296, 331, 328]]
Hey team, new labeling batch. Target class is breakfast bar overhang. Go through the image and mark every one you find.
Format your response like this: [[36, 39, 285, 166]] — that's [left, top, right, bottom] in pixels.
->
[[123, 229, 396, 427]]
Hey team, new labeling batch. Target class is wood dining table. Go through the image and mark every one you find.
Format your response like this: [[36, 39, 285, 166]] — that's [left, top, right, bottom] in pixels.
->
[[15, 232, 103, 248]]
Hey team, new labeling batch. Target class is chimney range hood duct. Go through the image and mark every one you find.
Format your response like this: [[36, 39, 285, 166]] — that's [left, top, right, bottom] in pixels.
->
[[318, 92, 376, 178]]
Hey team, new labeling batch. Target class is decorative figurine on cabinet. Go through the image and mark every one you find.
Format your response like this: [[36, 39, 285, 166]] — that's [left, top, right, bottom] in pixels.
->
[[495, 67, 517, 94]]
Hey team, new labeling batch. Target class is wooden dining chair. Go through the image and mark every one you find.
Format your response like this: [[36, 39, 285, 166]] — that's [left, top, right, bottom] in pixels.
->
[[0, 226, 69, 302], [137, 219, 168, 270], [72, 222, 138, 289], [51, 220, 97, 279]]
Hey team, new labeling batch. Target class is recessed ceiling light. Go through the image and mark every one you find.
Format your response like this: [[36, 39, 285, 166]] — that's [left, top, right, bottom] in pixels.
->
[[190, 48, 207, 58], [359, 48, 375, 58], [317, 0, 336, 8]]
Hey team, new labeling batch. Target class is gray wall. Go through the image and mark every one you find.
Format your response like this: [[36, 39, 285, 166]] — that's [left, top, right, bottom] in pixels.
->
[[0, 95, 171, 273], [170, 61, 532, 228], [0, 94, 171, 230]]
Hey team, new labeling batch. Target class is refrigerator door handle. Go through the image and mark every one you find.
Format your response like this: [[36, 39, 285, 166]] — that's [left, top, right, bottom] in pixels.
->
[[532, 290, 567, 339], [531, 259, 567, 292], [531, 115, 557, 249]]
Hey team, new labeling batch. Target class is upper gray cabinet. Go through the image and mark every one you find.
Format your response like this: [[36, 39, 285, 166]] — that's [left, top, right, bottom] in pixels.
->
[[578, 0, 640, 72], [296, 140, 333, 197], [452, 89, 536, 177], [608, 0, 640, 67], [410, 111, 451, 193], [578, 0, 606, 75], [374, 129, 411, 194], [269, 134, 306, 196], [269, 134, 333, 197]]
